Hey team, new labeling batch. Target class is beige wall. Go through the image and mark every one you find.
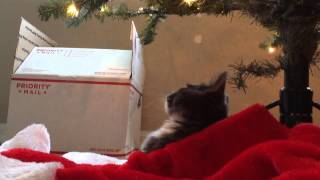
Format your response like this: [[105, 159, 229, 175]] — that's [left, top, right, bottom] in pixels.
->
[[1, 0, 319, 132]]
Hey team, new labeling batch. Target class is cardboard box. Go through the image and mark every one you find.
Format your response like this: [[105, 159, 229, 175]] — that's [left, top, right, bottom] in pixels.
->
[[1, 20, 144, 156]]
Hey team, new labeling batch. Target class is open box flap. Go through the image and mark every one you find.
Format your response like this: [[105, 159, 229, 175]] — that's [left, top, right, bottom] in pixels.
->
[[130, 21, 145, 93], [13, 18, 58, 72]]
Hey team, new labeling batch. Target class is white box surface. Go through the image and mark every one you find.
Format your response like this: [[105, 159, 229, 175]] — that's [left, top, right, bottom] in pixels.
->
[[2, 22, 144, 156]]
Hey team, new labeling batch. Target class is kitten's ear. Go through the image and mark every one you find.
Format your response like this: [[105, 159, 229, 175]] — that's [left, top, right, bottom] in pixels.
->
[[208, 72, 227, 94], [186, 84, 194, 88]]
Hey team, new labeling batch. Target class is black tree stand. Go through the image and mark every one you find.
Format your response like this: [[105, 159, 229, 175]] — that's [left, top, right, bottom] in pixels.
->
[[266, 17, 319, 128]]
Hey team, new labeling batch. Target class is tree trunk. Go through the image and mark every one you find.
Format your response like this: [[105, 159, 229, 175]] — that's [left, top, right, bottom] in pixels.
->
[[279, 18, 318, 127]]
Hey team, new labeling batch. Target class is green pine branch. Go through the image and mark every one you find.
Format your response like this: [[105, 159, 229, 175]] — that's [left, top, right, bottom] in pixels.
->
[[229, 49, 320, 91], [229, 57, 283, 91], [38, 0, 70, 21], [38, 0, 320, 46]]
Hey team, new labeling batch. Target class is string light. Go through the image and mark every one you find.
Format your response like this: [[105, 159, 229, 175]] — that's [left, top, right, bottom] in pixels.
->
[[268, 46, 276, 54], [66, 1, 79, 18], [100, 3, 109, 13], [183, 0, 198, 6], [138, 7, 144, 13]]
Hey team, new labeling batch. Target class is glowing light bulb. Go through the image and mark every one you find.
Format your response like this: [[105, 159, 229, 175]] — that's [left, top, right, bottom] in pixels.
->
[[137, 7, 144, 13], [183, 0, 198, 6], [268, 46, 276, 54], [66, 2, 79, 18], [100, 4, 109, 13]]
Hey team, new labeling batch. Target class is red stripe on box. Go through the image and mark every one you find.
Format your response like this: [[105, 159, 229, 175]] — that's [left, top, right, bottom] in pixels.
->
[[11, 77, 142, 96]]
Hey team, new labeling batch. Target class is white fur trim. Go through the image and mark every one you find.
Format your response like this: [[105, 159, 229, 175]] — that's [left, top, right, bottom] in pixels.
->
[[0, 155, 62, 180], [0, 124, 50, 153], [63, 152, 127, 165]]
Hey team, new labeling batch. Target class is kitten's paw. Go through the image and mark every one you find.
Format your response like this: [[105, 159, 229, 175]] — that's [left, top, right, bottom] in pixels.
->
[[140, 135, 164, 153]]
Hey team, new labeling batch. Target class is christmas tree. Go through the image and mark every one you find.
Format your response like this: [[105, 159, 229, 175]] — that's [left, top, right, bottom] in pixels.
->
[[38, 0, 320, 127]]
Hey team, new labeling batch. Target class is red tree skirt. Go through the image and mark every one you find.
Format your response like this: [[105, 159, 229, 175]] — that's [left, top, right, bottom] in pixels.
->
[[3, 104, 320, 180]]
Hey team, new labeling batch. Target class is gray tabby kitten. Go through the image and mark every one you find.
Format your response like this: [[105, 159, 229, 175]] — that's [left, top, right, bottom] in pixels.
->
[[141, 72, 228, 153]]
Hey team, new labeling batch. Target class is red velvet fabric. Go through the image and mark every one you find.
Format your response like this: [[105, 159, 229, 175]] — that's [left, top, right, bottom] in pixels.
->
[[2, 104, 320, 180]]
